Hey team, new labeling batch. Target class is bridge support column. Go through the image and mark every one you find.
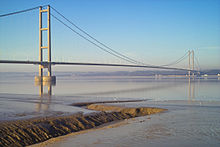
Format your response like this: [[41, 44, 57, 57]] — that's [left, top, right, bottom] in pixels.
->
[[192, 50, 194, 78], [188, 50, 191, 78], [35, 5, 56, 84]]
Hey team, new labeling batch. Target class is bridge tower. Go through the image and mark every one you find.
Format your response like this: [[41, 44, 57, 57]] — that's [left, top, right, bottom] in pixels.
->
[[191, 50, 194, 78], [35, 5, 56, 83], [188, 50, 191, 77], [188, 50, 195, 78]]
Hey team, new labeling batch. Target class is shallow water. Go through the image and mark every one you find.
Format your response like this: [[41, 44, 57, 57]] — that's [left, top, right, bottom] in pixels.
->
[[45, 102, 220, 147], [0, 72, 220, 146]]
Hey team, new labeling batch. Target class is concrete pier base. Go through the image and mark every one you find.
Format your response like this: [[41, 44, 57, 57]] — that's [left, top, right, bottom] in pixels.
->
[[35, 76, 56, 84]]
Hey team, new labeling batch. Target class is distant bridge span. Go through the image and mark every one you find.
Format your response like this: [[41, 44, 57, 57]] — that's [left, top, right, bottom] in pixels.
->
[[0, 60, 197, 72]]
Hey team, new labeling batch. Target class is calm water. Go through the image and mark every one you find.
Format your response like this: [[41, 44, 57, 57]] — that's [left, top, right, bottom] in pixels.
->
[[1, 72, 220, 146]]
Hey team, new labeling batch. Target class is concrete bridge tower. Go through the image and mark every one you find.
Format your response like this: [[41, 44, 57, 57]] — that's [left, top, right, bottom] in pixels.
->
[[188, 50, 191, 77], [35, 5, 56, 83]]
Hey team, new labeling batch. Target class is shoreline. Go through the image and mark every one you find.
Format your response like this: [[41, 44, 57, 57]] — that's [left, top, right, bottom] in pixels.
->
[[0, 100, 167, 147]]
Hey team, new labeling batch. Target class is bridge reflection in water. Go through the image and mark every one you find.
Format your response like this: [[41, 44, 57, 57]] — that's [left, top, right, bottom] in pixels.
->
[[35, 81, 55, 113], [188, 78, 195, 103], [33, 77, 197, 113]]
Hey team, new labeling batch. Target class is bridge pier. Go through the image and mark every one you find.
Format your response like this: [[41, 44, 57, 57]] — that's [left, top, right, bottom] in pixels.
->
[[35, 76, 56, 83], [35, 78, 56, 97], [35, 5, 56, 84]]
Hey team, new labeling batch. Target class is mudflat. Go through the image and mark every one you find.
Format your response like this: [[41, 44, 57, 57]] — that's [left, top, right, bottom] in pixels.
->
[[0, 100, 166, 147]]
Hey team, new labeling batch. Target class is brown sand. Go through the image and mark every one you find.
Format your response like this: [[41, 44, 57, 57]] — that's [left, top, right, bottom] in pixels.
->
[[31, 119, 131, 147], [0, 101, 166, 147], [87, 104, 165, 117]]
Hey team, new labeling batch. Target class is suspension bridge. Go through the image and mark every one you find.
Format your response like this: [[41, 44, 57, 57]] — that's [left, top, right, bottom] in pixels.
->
[[0, 5, 200, 84]]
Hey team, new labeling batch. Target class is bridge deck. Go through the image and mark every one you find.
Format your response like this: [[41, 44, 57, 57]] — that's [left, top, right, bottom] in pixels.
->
[[0, 60, 197, 72]]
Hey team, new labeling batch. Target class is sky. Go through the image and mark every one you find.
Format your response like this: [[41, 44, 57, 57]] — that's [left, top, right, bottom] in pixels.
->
[[0, 0, 220, 72]]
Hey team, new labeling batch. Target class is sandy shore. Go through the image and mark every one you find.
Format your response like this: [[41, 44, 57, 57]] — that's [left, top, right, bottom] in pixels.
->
[[0, 100, 166, 147]]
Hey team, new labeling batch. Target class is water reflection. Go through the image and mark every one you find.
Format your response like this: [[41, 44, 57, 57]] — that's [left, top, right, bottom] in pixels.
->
[[33, 78, 199, 112], [77, 83, 176, 96], [35, 81, 55, 112], [188, 78, 195, 103]]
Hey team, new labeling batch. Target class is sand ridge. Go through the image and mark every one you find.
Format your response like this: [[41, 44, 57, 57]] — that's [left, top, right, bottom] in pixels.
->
[[0, 100, 166, 147]]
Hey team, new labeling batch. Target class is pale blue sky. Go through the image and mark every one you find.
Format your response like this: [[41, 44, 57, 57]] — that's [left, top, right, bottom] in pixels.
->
[[0, 0, 220, 71]]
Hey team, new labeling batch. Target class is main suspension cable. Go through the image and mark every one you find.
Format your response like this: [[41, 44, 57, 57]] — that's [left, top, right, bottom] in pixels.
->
[[161, 51, 188, 66], [0, 6, 47, 18], [50, 6, 150, 66], [51, 13, 141, 64]]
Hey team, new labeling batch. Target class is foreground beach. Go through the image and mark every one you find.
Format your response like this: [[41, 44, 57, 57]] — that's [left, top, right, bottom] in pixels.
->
[[0, 100, 166, 146], [0, 75, 220, 146], [33, 100, 220, 147]]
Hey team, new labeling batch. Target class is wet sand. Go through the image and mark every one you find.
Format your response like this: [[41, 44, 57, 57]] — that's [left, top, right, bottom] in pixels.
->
[[33, 100, 220, 147], [30, 120, 131, 147], [0, 100, 166, 147], [1, 76, 219, 146]]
